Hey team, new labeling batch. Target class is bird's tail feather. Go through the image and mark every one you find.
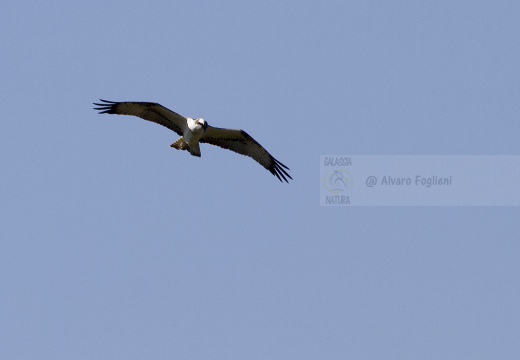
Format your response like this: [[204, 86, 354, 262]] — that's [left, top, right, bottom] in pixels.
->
[[170, 137, 201, 157], [170, 137, 188, 151]]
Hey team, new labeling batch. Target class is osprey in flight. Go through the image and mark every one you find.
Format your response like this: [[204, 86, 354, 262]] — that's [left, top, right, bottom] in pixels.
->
[[93, 100, 292, 182]]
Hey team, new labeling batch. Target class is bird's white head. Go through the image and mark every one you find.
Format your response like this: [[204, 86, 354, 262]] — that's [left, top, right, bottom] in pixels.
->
[[187, 117, 208, 133], [195, 118, 208, 131]]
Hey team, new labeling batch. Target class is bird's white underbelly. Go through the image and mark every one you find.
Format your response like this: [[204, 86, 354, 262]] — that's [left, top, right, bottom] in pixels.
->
[[184, 118, 205, 145], [184, 129, 203, 145]]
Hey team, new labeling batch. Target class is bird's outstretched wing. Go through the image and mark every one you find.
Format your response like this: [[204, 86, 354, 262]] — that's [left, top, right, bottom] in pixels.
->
[[201, 126, 292, 182], [93, 100, 187, 136]]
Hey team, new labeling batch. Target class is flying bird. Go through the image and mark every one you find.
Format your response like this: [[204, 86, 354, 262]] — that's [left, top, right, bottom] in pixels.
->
[[93, 100, 292, 182]]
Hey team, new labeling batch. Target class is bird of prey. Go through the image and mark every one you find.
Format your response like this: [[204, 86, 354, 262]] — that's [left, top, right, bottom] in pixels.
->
[[93, 100, 292, 182]]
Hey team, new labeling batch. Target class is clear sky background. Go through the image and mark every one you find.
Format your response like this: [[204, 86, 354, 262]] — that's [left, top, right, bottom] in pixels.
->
[[1, 1, 519, 359]]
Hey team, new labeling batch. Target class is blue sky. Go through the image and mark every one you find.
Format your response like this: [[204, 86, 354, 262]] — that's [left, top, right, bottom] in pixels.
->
[[1, 1, 519, 359]]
